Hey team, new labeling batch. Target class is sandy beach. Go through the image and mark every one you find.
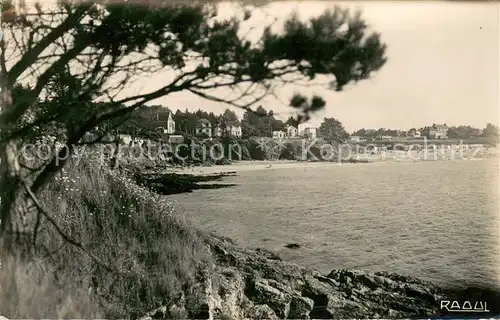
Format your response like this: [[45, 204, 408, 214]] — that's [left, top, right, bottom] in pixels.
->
[[169, 157, 427, 175], [170, 160, 345, 175], [169, 147, 500, 175]]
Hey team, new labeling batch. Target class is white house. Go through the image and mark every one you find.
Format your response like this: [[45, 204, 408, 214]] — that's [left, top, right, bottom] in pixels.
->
[[196, 118, 212, 138], [407, 129, 422, 138], [298, 123, 318, 139], [272, 130, 286, 139], [429, 124, 448, 139], [164, 112, 176, 134], [215, 121, 242, 138], [228, 124, 242, 138], [297, 123, 307, 136], [286, 125, 298, 138], [118, 134, 147, 145], [304, 127, 317, 140]]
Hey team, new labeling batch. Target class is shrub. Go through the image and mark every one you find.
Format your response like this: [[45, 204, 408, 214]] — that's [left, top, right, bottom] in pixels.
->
[[279, 143, 298, 160]]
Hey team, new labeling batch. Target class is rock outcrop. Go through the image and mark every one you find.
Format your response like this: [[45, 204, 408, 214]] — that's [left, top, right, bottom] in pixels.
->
[[141, 236, 490, 319]]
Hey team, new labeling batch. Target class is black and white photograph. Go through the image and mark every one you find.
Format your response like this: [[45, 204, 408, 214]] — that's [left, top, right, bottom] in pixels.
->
[[0, 0, 499, 318]]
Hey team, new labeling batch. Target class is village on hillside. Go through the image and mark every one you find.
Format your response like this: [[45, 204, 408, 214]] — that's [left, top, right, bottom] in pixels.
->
[[112, 104, 499, 147], [112, 104, 323, 145]]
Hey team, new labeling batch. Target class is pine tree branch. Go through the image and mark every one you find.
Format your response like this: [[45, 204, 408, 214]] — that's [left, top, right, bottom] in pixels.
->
[[7, 6, 89, 84]]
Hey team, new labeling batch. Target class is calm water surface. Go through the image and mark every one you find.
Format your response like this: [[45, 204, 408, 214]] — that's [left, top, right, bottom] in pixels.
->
[[169, 159, 500, 289]]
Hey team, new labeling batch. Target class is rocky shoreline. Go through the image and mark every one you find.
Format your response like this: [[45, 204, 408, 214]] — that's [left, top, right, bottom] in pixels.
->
[[133, 171, 238, 195], [102, 159, 500, 319], [140, 235, 500, 319]]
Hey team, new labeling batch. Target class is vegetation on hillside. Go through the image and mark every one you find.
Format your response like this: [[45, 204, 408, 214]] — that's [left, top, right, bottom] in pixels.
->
[[352, 123, 499, 141], [108, 103, 350, 143], [0, 0, 387, 316], [0, 254, 103, 318], [319, 117, 350, 143], [0, 153, 211, 318]]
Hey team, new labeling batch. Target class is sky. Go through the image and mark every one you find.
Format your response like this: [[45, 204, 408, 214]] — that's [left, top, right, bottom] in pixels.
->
[[138, 1, 498, 132], [12, 0, 499, 132]]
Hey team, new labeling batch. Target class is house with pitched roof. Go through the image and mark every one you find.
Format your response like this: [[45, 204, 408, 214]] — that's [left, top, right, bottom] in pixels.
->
[[196, 118, 213, 138], [429, 124, 448, 139], [298, 123, 318, 139], [286, 125, 298, 138], [215, 120, 242, 138], [164, 111, 176, 134]]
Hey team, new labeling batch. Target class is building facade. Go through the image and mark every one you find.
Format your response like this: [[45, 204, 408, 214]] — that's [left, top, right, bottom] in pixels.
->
[[297, 123, 318, 139], [196, 119, 213, 137], [272, 130, 286, 139], [286, 125, 298, 138], [429, 124, 448, 139], [165, 112, 176, 134], [304, 127, 317, 140], [215, 121, 242, 138]]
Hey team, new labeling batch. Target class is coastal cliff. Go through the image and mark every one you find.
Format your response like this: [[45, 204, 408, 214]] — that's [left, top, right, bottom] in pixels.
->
[[2, 155, 497, 320], [125, 159, 498, 319], [141, 235, 495, 320]]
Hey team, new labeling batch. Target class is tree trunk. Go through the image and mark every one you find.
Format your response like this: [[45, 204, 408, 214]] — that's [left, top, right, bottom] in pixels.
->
[[0, 142, 37, 257], [0, 82, 37, 257]]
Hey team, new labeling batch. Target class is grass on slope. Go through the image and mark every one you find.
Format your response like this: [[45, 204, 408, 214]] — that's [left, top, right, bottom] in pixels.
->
[[1, 153, 211, 318]]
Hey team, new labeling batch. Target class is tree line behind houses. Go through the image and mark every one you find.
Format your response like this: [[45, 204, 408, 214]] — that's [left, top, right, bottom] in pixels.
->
[[105, 104, 498, 145], [351, 123, 499, 142], [103, 104, 350, 143]]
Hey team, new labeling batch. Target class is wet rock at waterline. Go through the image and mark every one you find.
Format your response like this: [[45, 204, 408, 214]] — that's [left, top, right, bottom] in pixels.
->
[[140, 235, 496, 319]]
